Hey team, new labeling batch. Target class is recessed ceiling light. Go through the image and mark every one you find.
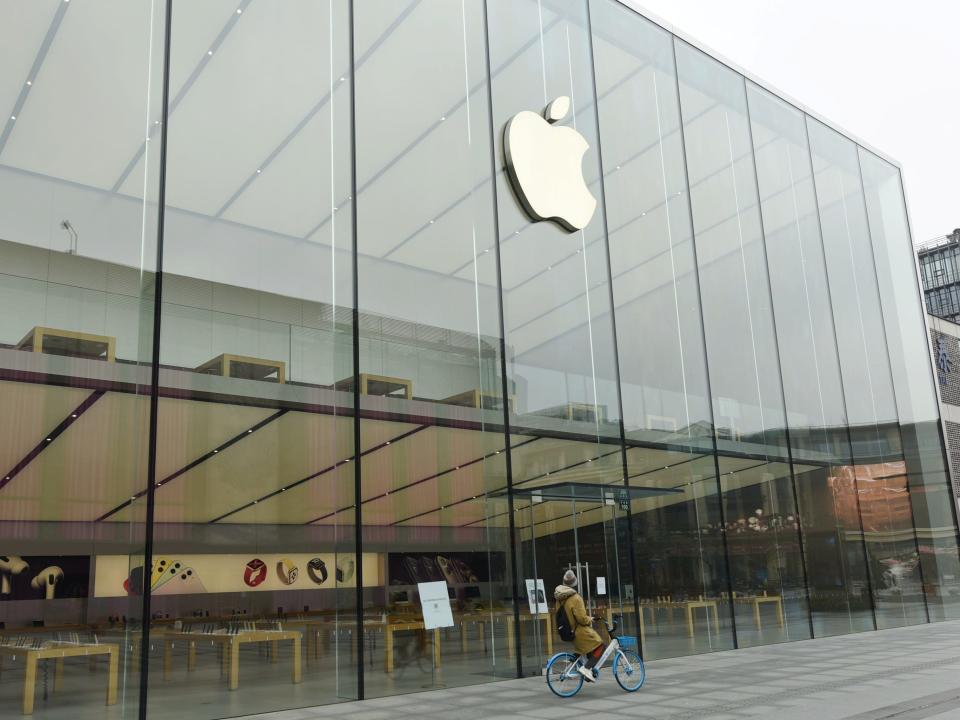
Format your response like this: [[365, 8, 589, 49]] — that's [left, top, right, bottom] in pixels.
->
[[208, 50, 214, 56], [247, 429, 252, 433], [26, 81, 31, 86], [45, 437, 51, 442], [339, 76, 345, 83], [256, 168, 262, 174], [236, 7, 242, 13], [440, 116, 446, 121], [10, 116, 15, 121], [71, 414, 77, 418], [385, 440, 391, 445], [213, 449, 219, 453]]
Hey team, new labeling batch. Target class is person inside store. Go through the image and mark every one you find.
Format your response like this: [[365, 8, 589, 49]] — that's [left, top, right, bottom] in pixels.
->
[[554, 570, 605, 682]]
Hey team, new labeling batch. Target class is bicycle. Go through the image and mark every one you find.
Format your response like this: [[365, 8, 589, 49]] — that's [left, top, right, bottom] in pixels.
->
[[545, 617, 645, 697]]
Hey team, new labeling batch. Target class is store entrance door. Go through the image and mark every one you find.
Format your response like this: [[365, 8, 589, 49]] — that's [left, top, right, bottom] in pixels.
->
[[509, 482, 653, 673]]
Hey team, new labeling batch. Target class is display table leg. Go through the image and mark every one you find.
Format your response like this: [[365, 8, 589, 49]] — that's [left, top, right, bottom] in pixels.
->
[[754, 601, 762, 631], [385, 628, 394, 673], [686, 605, 694, 637], [229, 639, 240, 690], [162, 640, 172, 680], [546, 615, 553, 656], [460, 622, 468, 655], [54, 657, 64, 692], [711, 604, 720, 635], [270, 639, 279, 663], [106, 648, 118, 706], [187, 641, 196, 671], [23, 655, 38, 715], [777, 600, 785, 628], [292, 637, 302, 684], [433, 629, 441, 668]]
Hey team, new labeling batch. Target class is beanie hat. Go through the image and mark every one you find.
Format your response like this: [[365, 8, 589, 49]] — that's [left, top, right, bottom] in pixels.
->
[[562, 570, 578, 588]]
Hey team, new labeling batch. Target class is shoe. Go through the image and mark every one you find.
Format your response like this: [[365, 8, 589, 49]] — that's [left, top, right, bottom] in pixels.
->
[[577, 665, 596, 683]]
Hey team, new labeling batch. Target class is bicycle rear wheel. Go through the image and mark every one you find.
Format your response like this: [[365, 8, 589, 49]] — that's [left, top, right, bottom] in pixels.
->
[[613, 649, 645, 692], [546, 652, 584, 698]]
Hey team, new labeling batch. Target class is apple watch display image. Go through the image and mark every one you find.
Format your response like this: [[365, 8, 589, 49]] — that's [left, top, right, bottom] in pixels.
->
[[307, 558, 328, 585], [244, 558, 267, 587], [154, 567, 206, 595], [277, 558, 299, 585], [336, 557, 355, 583]]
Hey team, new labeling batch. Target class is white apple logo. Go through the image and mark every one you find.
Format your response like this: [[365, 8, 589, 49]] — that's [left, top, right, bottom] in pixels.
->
[[503, 96, 597, 232]]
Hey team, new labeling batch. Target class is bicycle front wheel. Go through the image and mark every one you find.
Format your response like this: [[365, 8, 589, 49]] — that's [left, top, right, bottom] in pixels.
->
[[546, 652, 584, 698], [613, 649, 645, 692]]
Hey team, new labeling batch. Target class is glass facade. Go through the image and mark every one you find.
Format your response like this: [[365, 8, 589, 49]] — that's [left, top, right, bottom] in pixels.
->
[[0, 1, 957, 718]]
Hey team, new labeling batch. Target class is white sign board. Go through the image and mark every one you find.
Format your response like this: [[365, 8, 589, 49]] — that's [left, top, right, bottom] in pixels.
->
[[525, 578, 548, 614], [417, 581, 455, 630], [596, 576, 606, 595]]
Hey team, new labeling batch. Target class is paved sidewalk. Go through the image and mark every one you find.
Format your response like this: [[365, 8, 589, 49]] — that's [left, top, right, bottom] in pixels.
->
[[242, 620, 960, 720]]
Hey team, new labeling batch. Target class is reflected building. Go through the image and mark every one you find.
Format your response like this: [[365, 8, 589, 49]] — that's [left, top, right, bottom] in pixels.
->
[[0, 1, 958, 719]]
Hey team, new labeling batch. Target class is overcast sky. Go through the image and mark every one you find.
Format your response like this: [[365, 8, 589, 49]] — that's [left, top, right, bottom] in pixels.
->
[[632, 0, 959, 245]]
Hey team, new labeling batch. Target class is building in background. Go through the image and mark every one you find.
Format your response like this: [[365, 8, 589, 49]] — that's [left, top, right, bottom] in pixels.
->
[[0, 2, 959, 719], [928, 314, 960, 497], [919, 229, 960, 322]]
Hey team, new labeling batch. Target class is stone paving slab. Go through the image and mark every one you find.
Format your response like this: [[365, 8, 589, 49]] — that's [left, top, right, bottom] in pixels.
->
[[239, 620, 960, 720]]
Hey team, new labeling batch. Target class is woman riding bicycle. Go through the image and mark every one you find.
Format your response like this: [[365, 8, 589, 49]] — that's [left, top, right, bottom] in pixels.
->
[[554, 570, 604, 683]]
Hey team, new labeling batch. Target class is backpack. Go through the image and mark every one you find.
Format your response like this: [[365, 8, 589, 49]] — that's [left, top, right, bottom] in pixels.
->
[[556, 599, 575, 642]]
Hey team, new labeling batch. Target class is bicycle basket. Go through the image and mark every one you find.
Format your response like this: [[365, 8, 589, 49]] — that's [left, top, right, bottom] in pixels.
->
[[619, 636, 638, 651]]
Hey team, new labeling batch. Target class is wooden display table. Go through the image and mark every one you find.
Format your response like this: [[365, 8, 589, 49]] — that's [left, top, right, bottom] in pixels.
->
[[196, 353, 285, 383], [441, 389, 514, 411], [334, 373, 412, 399], [732, 592, 785, 631], [685, 598, 720, 637], [0, 641, 118, 715], [17, 327, 115, 362], [383, 620, 440, 673], [162, 630, 301, 690]]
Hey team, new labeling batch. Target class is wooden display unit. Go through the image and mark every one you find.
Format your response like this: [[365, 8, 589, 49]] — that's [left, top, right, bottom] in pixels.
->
[[535, 402, 608, 423], [334, 373, 412, 399], [196, 354, 285, 383], [16, 327, 115, 362], [440, 389, 514, 411]]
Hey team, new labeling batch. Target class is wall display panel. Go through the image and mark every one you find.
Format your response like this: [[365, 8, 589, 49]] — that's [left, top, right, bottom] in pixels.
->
[[745, 82, 874, 636], [0, 1, 166, 718], [859, 150, 960, 619], [95, 554, 381, 597], [149, 1, 358, 717], [352, 0, 514, 698], [590, 0, 732, 659], [675, 40, 810, 647]]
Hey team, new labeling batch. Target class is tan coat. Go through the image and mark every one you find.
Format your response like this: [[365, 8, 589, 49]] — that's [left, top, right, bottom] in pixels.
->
[[554, 585, 603, 654]]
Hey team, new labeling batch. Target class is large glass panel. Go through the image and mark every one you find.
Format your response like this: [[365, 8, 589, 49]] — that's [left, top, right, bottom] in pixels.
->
[[807, 118, 926, 628], [353, 0, 514, 697], [0, 1, 165, 718], [675, 41, 810, 647], [144, 3, 357, 718], [859, 149, 960, 620], [746, 82, 874, 636], [487, 0, 631, 674], [591, 0, 732, 659]]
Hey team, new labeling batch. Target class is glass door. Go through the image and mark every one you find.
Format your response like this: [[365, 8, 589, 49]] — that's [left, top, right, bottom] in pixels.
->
[[512, 484, 641, 675]]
